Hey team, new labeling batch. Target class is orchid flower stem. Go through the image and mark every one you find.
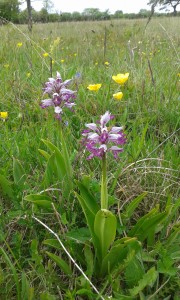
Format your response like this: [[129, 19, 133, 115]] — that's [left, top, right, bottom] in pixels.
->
[[101, 154, 108, 210]]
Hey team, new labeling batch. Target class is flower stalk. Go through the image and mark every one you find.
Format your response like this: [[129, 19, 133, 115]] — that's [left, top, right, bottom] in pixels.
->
[[101, 154, 108, 209]]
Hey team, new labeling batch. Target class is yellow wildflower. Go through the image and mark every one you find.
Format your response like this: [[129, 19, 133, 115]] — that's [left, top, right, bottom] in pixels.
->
[[87, 84, 102, 91], [95, 62, 98, 65], [61, 59, 65, 63], [113, 92, 123, 100], [26, 72, 31, 78], [4, 64, 9, 68], [112, 73, 129, 85], [43, 52, 49, 57], [52, 60, 55, 64], [74, 53, 77, 57], [0, 112, 8, 119], [104, 61, 109, 66], [50, 37, 60, 53], [17, 42, 23, 47]]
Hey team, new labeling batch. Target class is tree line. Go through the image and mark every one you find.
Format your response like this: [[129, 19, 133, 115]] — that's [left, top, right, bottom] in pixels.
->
[[0, 0, 179, 25]]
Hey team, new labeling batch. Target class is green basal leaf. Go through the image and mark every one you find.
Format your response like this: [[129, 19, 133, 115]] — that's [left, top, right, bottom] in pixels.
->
[[84, 243, 94, 277], [157, 255, 177, 276], [128, 207, 168, 242], [38, 149, 51, 160], [43, 239, 61, 250], [76, 181, 99, 215], [75, 192, 100, 258], [13, 157, 26, 186], [21, 272, 34, 300], [101, 237, 140, 276], [94, 209, 117, 261], [129, 267, 158, 296], [24, 194, 53, 210], [0, 174, 14, 200], [125, 256, 145, 288], [41, 139, 73, 197], [122, 192, 148, 222], [46, 251, 72, 275], [66, 227, 91, 243], [40, 292, 56, 300]]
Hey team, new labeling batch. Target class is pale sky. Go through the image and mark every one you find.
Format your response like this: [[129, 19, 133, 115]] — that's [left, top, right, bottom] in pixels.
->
[[22, 0, 153, 14]]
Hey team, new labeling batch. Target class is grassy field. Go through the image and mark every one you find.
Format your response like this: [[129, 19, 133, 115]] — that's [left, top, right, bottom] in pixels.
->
[[0, 17, 180, 299]]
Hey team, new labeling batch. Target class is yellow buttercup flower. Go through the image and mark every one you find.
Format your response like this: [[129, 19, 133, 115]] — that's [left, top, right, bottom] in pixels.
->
[[104, 61, 109, 66], [112, 73, 129, 85], [113, 92, 123, 100], [43, 52, 49, 57], [0, 112, 8, 119], [87, 84, 102, 91], [17, 42, 23, 47], [61, 59, 65, 63], [26, 72, 31, 78]]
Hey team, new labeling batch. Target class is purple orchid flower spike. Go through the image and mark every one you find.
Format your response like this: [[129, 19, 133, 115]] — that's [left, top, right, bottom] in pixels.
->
[[43, 71, 73, 95], [40, 71, 77, 120], [82, 111, 126, 159]]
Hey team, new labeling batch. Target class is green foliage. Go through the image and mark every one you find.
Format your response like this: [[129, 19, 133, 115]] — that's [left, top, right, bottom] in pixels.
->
[[13, 157, 26, 186], [45, 251, 72, 275], [0, 174, 14, 200], [129, 267, 158, 296], [24, 193, 53, 210], [0, 17, 179, 299], [39, 138, 73, 199], [0, 0, 20, 22], [94, 209, 117, 261]]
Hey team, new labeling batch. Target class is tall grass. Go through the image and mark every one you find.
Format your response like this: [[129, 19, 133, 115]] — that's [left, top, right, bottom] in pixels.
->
[[0, 17, 179, 299]]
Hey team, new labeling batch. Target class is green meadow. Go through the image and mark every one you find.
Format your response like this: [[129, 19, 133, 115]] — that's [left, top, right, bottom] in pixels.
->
[[0, 17, 180, 299]]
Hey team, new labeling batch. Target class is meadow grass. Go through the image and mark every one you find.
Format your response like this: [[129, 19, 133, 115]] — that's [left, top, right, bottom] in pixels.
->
[[0, 17, 179, 299]]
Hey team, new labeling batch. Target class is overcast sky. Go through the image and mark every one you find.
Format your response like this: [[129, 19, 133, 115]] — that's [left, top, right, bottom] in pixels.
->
[[22, 0, 153, 14]]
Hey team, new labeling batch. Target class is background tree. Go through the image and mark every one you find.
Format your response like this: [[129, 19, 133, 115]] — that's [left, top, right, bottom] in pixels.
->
[[26, 0, 32, 31], [43, 0, 54, 13], [148, 0, 180, 15], [113, 10, 124, 19], [0, 0, 20, 22]]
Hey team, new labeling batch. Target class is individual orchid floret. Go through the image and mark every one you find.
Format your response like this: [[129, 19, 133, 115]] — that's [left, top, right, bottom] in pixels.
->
[[43, 71, 74, 95], [40, 92, 76, 120], [82, 111, 126, 160]]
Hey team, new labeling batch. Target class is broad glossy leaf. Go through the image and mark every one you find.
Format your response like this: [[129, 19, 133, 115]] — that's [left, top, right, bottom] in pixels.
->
[[94, 209, 117, 260]]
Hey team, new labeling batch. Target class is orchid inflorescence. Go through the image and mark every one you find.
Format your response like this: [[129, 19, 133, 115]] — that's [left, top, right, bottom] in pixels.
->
[[82, 111, 126, 160], [40, 71, 76, 120]]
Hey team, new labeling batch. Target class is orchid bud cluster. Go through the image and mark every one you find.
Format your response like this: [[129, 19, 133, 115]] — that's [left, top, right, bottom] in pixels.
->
[[40, 71, 76, 120]]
